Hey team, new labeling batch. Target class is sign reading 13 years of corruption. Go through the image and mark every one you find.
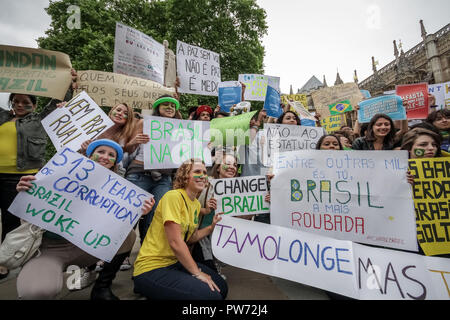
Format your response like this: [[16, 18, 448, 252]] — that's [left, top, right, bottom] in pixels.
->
[[8, 147, 153, 262], [271, 150, 418, 252], [409, 158, 450, 256]]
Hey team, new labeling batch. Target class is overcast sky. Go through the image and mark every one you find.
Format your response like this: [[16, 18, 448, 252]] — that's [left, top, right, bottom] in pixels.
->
[[0, 0, 449, 105]]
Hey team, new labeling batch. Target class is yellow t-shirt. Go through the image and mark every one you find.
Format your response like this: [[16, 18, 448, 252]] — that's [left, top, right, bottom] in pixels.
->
[[133, 189, 201, 277], [0, 121, 38, 174]]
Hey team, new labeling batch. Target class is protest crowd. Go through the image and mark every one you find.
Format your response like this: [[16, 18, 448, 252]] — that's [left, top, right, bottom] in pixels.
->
[[0, 27, 449, 301]]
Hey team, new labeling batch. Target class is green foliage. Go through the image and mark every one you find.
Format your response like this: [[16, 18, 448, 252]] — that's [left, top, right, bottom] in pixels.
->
[[38, 0, 268, 159]]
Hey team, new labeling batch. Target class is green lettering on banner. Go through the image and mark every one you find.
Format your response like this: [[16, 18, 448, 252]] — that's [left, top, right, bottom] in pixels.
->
[[222, 197, 234, 215], [150, 120, 162, 140]]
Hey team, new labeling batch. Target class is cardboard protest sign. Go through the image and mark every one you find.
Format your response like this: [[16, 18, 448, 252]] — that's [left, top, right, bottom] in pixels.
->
[[143, 116, 212, 169], [210, 110, 257, 147], [320, 115, 342, 133], [212, 176, 270, 216], [271, 150, 418, 252], [176, 40, 220, 96], [41, 91, 115, 151], [311, 83, 364, 118], [8, 147, 152, 262], [218, 81, 242, 113], [329, 100, 353, 116], [409, 158, 450, 256], [0, 45, 72, 100], [213, 216, 450, 299], [264, 85, 282, 118], [281, 94, 308, 109], [358, 95, 406, 123], [288, 101, 316, 121], [113, 22, 165, 84], [263, 123, 324, 167], [75, 70, 175, 109], [238, 74, 280, 101], [396, 83, 429, 120]]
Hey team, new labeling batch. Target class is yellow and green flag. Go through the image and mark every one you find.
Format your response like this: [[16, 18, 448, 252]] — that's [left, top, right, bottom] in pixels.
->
[[329, 100, 353, 115]]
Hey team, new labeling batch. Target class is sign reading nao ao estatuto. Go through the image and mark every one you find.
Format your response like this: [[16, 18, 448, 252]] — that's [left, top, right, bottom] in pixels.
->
[[143, 116, 212, 169], [271, 150, 418, 252], [8, 148, 153, 262], [176, 40, 221, 96], [42, 91, 115, 151]]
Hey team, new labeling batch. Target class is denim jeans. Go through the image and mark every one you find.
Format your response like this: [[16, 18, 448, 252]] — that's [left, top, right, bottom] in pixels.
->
[[134, 261, 228, 300], [0, 173, 26, 241], [125, 173, 172, 242]]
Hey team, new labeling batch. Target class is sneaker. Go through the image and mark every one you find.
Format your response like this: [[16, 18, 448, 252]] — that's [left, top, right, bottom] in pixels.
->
[[94, 260, 104, 272], [69, 268, 97, 291], [119, 257, 132, 271]]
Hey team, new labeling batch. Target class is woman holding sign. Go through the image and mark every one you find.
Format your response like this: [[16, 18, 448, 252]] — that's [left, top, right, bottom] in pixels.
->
[[14, 139, 155, 299], [133, 158, 227, 300]]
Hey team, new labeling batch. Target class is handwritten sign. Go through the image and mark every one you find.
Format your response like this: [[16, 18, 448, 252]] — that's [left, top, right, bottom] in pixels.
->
[[212, 216, 450, 299], [212, 176, 269, 216], [218, 81, 242, 113], [409, 158, 450, 256], [42, 91, 115, 151], [75, 70, 175, 109], [113, 22, 165, 84], [358, 95, 406, 123], [281, 94, 308, 108], [271, 150, 418, 251], [176, 40, 220, 96], [396, 83, 429, 120], [143, 116, 212, 169], [321, 115, 343, 133], [0, 45, 72, 100], [263, 123, 324, 167], [445, 82, 450, 109], [288, 101, 316, 122], [8, 148, 152, 262], [311, 83, 364, 118], [238, 74, 280, 101]]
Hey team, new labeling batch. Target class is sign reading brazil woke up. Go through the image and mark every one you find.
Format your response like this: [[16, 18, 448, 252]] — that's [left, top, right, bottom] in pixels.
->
[[8, 148, 153, 262], [212, 176, 270, 216], [143, 116, 212, 169], [271, 150, 418, 252], [212, 216, 450, 300]]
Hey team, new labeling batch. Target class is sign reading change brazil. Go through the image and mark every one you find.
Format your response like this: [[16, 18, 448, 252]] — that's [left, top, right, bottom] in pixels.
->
[[143, 116, 212, 169], [271, 150, 418, 252], [212, 216, 450, 300], [0, 45, 72, 100], [8, 147, 152, 262]]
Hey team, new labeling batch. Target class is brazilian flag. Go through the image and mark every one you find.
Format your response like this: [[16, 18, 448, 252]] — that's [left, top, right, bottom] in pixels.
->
[[329, 100, 353, 115]]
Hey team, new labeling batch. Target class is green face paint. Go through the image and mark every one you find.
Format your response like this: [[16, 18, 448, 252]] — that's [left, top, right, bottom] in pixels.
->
[[414, 148, 425, 157], [92, 154, 100, 161], [193, 174, 207, 180], [222, 164, 229, 171], [109, 158, 116, 164]]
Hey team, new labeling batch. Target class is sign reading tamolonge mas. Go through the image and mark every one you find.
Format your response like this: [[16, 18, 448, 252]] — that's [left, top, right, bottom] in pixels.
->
[[8, 147, 153, 262]]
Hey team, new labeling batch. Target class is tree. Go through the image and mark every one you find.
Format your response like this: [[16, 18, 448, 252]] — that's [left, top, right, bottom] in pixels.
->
[[38, 0, 268, 115]]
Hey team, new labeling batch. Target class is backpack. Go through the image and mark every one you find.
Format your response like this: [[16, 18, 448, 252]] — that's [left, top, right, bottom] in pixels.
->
[[0, 222, 45, 270]]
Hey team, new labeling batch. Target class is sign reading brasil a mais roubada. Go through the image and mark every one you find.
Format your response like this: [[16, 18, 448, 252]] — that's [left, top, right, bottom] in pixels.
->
[[0, 45, 72, 100]]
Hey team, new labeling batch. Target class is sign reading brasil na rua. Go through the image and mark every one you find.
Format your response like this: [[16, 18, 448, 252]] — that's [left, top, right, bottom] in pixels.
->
[[8, 147, 153, 262], [358, 95, 406, 123], [409, 158, 450, 256], [143, 116, 212, 169], [212, 216, 450, 300], [271, 150, 418, 252], [41, 91, 115, 152], [0, 44, 72, 100], [212, 175, 270, 216]]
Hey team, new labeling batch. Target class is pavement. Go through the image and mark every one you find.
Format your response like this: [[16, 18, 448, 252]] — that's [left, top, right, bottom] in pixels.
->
[[0, 223, 329, 300]]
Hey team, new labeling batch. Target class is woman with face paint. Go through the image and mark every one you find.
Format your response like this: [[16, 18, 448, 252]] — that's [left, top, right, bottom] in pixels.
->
[[401, 128, 442, 159], [133, 158, 228, 300], [13, 139, 155, 300], [0, 71, 77, 280]]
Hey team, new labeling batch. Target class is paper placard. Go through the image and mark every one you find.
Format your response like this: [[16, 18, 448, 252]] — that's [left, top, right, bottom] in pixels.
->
[[218, 81, 242, 113], [41, 91, 115, 151], [358, 95, 406, 123], [311, 83, 364, 118], [396, 83, 429, 120], [8, 148, 152, 262]]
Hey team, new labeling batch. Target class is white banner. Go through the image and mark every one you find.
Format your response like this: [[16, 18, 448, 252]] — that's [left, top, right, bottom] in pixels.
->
[[113, 22, 165, 84], [41, 91, 115, 151], [212, 216, 450, 300], [143, 116, 212, 169], [8, 148, 152, 262], [238, 74, 280, 101], [271, 150, 418, 252], [212, 176, 270, 216], [176, 40, 221, 96]]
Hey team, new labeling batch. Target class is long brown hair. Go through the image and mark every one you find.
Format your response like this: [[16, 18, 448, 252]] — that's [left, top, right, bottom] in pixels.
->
[[108, 103, 136, 144]]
